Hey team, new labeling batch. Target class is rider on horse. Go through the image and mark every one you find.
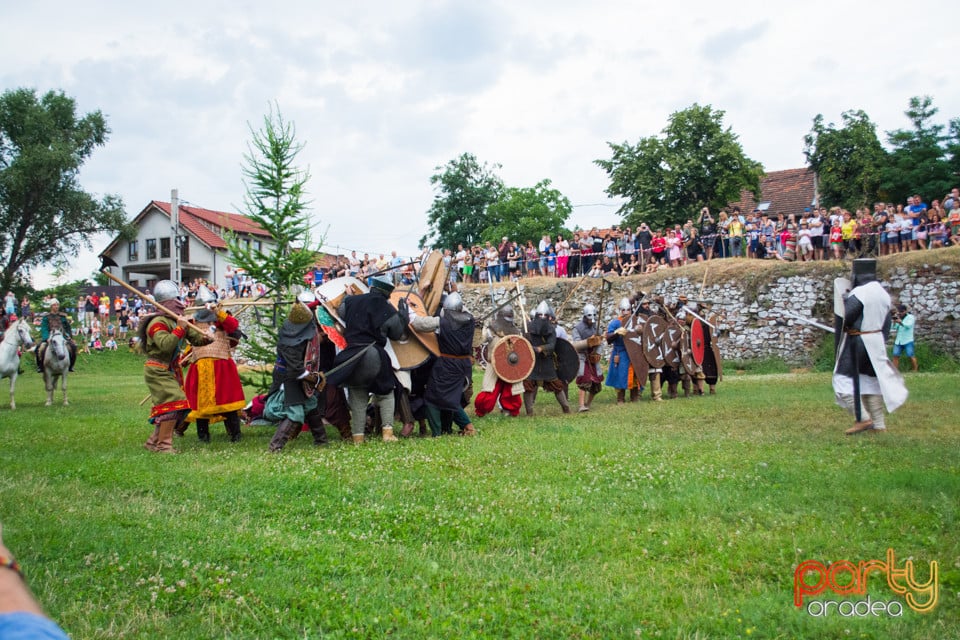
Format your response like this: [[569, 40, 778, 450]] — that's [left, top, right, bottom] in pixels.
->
[[36, 299, 77, 373]]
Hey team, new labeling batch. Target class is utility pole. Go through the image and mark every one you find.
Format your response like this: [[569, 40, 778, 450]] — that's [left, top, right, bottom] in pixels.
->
[[170, 188, 180, 284]]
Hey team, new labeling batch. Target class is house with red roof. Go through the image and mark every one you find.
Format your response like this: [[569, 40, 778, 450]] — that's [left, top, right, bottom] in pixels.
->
[[100, 200, 276, 290], [728, 168, 819, 216]]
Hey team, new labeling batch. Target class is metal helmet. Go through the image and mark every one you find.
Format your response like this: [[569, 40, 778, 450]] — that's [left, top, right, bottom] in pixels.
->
[[618, 297, 632, 313], [153, 280, 181, 303], [370, 275, 395, 295], [497, 304, 515, 324], [297, 289, 318, 305], [582, 304, 597, 322], [442, 292, 464, 312], [535, 300, 554, 318]]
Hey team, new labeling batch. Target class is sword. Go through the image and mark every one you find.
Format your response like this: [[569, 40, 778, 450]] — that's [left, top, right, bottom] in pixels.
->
[[782, 310, 835, 333]]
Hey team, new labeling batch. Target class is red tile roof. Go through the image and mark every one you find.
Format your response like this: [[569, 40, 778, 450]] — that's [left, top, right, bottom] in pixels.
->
[[728, 168, 818, 216], [151, 201, 270, 249]]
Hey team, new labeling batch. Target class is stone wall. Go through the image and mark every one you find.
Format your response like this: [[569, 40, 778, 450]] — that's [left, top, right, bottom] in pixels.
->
[[459, 263, 960, 365]]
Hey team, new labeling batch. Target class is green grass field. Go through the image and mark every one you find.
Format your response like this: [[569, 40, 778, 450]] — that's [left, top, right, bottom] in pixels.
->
[[0, 350, 957, 639]]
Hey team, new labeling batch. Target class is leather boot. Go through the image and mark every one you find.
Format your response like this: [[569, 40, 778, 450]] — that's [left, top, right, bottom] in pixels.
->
[[668, 382, 678, 399], [709, 384, 716, 395], [523, 390, 536, 416], [555, 391, 571, 414], [682, 377, 691, 398], [629, 388, 639, 402], [352, 434, 365, 444], [174, 420, 188, 437], [305, 410, 328, 446], [382, 427, 398, 442], [155, 420, 177, 454], [269, 418, 299, 452], [616, 389, 625, 405], [461, 423, 477, 436], [196, 419, 211, 443], [224, 412, 242, 442], [144, 424, 160, 451], [400, 423, 415, 437]]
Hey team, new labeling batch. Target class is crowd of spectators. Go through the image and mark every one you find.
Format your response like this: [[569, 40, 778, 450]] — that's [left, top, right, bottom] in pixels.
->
[[292, 188, 960, 288]]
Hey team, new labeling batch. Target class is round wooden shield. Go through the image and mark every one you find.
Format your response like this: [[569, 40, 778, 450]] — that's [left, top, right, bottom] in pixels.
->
[[417, 251, 447, 316], [680, 337, 696, 373], [388, 291, 439, 366], [315, 276, 368, 329], [642, 315, 666, 368], [553, 338, 580, 383], [624, 329, 649, 384], [664, 320, 684, 351], [474, 342, 490, 370], [491, 335, 535, 383], [664, 344, 681, 369], [690, 318, 706, 367]]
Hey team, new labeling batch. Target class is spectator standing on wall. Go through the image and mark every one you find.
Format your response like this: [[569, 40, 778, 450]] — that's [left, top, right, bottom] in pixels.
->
[[891, 303, 918, 372]]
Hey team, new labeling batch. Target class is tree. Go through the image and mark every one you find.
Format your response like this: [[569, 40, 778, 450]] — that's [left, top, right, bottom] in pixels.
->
[[595, 104, 763, 230], [483, 179, 572, 245], [226, 105, 321, 390], [882, 95, 956, 204], [803, 110, 888, 211], [0, 88, 129, 292], [421, 152, 504, 249]]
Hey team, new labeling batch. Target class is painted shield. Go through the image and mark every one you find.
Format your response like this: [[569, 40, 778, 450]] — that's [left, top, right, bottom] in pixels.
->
[[474, 342, 490, 370], [315, 276, 368, 330], [664, 320, 684, 351], [388, 291, 439, 368], [553, 338, 580, 383], [690, 318, 706, 367], [623, 329, 649, 384], [642, 315, 666, 368], [490, 335, 536, 383], [680, 336, 696, 373], [418, 250, 447, 316], [664, 344, 682, 369]]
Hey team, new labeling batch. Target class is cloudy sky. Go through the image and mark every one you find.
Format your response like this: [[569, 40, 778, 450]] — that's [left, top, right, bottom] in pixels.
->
[[2, 0, 956, 288]]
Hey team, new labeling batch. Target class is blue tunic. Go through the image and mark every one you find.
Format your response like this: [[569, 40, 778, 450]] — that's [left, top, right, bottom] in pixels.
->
[[605, 317, 630, 389]]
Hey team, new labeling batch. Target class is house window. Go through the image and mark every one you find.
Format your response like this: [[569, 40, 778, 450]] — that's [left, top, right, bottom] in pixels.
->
[[128, 240, 138, 262], [253, 240, 262, 252], [160, 237, 170, 258], [180, 237, 189, 263], [146, 238, 157, 260]]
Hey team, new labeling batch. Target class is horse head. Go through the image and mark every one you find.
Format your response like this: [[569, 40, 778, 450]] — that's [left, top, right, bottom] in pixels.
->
[[48, 330, 67, 361], [16, 319, 34, 349]]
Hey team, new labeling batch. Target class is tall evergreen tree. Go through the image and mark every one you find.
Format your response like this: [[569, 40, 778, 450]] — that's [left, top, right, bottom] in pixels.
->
[[226, 106, 321, 390]]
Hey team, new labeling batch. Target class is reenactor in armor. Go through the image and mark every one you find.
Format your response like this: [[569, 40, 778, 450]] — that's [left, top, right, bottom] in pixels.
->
[[474, 304, 524, 417], [571, 304, 603, 411], [670, 294, 705, 397], [36, 299, 77, 373], [605, 298, 639, 403], [523, 300, 571, 415]]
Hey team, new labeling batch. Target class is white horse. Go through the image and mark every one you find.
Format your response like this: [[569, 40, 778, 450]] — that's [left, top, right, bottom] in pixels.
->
[[43, 329, 70, 406], [0, 318, 36, 410]]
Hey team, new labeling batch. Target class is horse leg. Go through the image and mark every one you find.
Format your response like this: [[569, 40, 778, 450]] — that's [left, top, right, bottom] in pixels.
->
[[9, 373, 15, 410], [62, 372, 69, 406], [45, 371, 53, 407]]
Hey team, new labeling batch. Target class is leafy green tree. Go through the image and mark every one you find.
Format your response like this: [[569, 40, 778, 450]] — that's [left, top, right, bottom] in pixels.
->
[[882, 95, 956, 204], [803, 110, 888, 211], [595, 104, 763, 229], [421, 152, 504, 249], [483, 179, 572, 245], [0, 88, 129, 292], [226, 106, 321, 390]]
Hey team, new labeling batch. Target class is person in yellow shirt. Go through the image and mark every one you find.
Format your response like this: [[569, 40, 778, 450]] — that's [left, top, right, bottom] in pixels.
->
[[841, 211, 858, 257], [728, 213, 744, 258]]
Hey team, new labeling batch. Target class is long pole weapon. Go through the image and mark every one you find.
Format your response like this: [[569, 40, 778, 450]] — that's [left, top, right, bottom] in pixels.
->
[[98, 256, 207, 334]]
